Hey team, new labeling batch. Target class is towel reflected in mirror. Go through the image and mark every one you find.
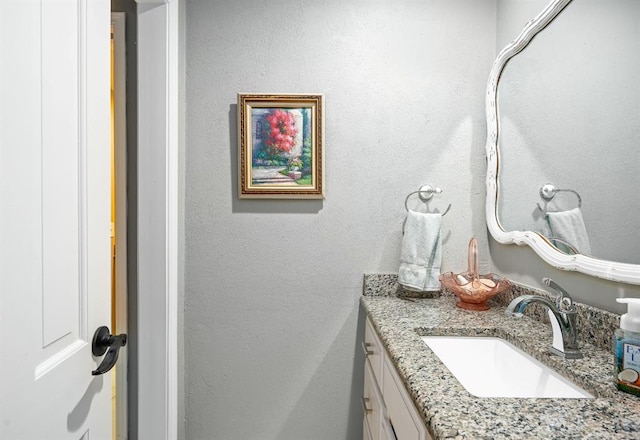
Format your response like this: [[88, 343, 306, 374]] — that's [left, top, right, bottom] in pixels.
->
[[544, 207, 591, 255]]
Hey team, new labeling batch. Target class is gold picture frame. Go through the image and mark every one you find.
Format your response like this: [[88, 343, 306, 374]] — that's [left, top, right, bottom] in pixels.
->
[[238, 93, 324, 199]]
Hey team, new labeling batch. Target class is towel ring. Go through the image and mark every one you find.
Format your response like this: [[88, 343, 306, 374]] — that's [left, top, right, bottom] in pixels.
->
[[402, 185, 451, 235], [404, 186, 452, 216], [536, 183, 582, 213]]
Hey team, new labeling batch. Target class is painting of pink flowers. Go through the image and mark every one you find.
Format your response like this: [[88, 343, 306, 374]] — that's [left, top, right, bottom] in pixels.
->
[[238, 94, 324, 199], [261, 109, 298, 157]]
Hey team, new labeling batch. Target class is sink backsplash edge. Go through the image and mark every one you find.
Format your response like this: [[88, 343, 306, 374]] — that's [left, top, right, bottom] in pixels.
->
[[363, 273, 620, 353]]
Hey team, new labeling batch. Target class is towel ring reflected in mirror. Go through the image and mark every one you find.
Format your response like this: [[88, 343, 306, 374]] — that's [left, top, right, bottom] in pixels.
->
[[535, 183, 582, 213], [402, 185, 452, 234]]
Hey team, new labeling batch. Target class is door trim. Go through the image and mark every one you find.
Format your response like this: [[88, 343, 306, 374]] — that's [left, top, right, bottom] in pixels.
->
[[135, 0, 181, 438], [111, 11, 128, 440]]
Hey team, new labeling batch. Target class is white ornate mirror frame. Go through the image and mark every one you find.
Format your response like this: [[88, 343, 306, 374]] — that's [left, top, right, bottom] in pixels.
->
[[484, 0, 640, 285]]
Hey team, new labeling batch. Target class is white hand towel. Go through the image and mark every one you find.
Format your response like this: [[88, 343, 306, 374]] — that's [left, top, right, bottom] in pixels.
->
[[545, 207, 591, 255], [398, 211, 442, 291]]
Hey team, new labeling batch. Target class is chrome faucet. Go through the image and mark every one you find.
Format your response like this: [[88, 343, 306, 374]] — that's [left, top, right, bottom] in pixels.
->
[[505, 278, 583, 359]]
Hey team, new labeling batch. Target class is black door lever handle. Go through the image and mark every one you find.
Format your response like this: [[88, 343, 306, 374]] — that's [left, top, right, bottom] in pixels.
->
[[91, 326, 127, 376]]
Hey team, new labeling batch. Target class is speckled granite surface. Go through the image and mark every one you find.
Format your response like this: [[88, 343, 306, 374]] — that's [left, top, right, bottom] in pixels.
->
[[363, 274, 620, 352], [362, 274, 640, 439]]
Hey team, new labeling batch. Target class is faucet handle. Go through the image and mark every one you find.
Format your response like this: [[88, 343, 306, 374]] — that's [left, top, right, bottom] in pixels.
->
[[542, 278, 575, 311], [558, 296, 574, 312]]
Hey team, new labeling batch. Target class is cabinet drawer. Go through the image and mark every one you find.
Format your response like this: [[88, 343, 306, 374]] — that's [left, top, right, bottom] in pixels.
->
[[363, 359, 383, 440], [382, 357, 430, 440], [364, 317, 384, 386]]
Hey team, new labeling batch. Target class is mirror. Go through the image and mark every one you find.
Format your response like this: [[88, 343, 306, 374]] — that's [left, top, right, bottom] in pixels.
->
[[485, 0, 640, 284]]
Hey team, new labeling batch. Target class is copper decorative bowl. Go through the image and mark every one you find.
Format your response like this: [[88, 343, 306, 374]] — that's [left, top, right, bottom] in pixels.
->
[[439, 272, 511, 311]]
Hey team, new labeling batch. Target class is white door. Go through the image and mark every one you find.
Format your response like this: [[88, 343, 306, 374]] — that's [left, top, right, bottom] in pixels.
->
[[1, 1, 113, 439]]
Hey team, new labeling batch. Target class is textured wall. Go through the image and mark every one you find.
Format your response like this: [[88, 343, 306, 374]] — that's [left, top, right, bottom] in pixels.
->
[[185, 0, 496, 438]]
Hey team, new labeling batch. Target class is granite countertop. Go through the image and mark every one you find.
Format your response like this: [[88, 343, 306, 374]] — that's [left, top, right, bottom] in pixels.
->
[[361, 294, 640, 439]]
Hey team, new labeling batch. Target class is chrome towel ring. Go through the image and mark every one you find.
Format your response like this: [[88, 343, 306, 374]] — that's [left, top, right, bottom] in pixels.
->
[[536, 183, 582, 213], [404, 185, 451, 216], [402, 185, 451, 234]]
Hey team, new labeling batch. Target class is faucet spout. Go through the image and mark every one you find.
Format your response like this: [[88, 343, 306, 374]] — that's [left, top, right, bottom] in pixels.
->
[[506, 280, 582, 359], [506, 294, 556, 317]]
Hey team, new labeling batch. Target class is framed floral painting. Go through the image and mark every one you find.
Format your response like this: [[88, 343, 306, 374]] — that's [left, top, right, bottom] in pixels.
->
[[238, 94, 324, 199]]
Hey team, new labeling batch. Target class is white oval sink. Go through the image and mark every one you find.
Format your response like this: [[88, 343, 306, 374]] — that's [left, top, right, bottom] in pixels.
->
[[422, 336, 594, 398]]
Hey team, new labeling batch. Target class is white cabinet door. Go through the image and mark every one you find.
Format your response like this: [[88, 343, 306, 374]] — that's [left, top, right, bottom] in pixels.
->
[[382, 357, 431, 440], [363, 418, 373, 440], [0, 0, 112, 438], [364, 359, 384, 440], [382, 421, 398, 440]]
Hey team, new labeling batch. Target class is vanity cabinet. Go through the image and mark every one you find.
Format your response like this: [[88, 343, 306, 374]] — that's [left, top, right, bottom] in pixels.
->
[[363, 317, 431, 440]]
